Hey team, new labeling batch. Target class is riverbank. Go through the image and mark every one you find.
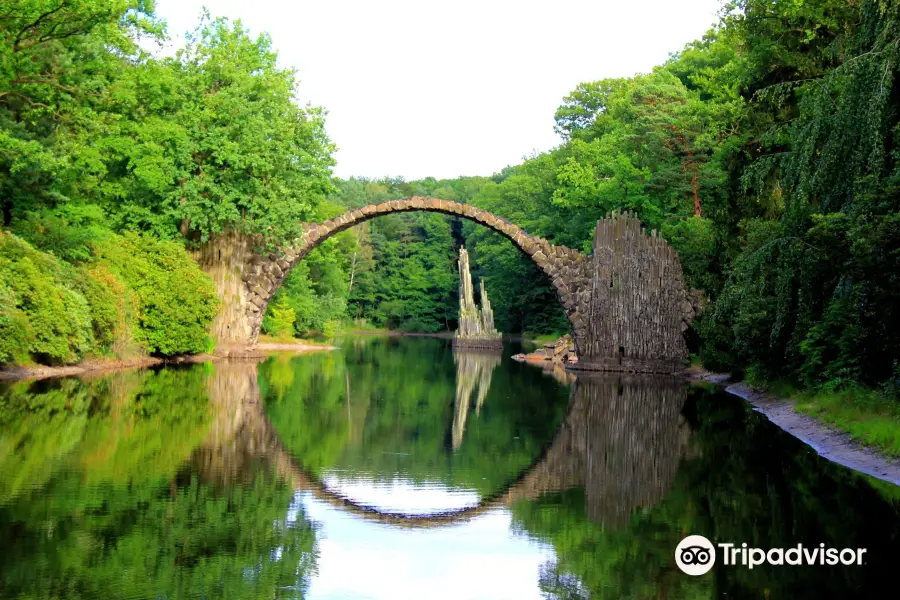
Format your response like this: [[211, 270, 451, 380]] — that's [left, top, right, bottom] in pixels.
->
[[683, 366, 900, 486], [0, 340, 336, 382], [0, 354, 215, 382]]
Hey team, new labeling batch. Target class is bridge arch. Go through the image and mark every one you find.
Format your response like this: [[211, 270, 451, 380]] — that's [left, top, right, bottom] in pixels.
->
[[204, 198, 698, 374], [238, 196, 591, 350]]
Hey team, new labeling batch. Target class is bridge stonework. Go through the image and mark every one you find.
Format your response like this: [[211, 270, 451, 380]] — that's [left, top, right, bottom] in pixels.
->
[[217, 197, 698, 374]]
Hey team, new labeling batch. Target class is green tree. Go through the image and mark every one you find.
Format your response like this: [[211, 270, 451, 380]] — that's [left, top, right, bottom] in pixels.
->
[[99, 14, 336, 248], [265, 294, 297, 340], [0, 0, 162, 224]]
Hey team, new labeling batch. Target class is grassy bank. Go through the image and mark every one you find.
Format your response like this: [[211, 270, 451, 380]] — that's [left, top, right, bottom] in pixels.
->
[[793, 387, 900, 458], [746, 370, 900, 458], [337, 321, 393, 335]]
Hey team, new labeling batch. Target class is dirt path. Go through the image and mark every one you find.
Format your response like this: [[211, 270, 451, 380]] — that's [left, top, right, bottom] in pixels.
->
[[685, 367, 900, 486]]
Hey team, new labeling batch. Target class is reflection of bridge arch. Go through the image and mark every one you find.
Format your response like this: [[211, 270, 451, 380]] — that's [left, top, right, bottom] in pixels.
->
[[197, 363, 693, 529]]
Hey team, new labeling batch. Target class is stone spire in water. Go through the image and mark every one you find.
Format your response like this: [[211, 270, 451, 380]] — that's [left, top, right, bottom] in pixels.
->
[[479, 279, 496, 334], [454, 246, 501, 348]]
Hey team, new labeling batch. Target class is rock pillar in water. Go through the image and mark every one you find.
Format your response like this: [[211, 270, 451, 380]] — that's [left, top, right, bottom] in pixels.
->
[[453, 246, 502, 349]]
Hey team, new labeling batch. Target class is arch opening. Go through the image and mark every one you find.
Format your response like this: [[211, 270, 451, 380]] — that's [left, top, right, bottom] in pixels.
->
[[241, 196, 590, 354]]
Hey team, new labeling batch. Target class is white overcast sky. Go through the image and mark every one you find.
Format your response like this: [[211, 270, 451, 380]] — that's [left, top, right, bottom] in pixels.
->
[[151, 0, 724, 180]]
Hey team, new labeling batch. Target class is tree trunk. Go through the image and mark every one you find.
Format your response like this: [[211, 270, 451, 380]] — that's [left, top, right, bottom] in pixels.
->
[[348, 250, 358, 294], [692, 173, 701, 216]]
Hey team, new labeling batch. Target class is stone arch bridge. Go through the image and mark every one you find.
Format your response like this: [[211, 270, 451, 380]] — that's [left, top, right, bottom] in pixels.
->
[[198, 197, 700, 373]]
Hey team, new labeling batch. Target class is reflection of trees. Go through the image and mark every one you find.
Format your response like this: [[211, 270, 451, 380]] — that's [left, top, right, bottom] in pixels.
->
[[0, 365, 319, 600], [451, 350, 501, 449], [0, 368, 213, 502], [513, 381, 900, 600]]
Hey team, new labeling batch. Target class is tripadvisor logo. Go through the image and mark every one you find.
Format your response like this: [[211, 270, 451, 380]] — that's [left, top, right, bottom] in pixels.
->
[[675, 535, 716, 575], [675, 535, 867, 576]]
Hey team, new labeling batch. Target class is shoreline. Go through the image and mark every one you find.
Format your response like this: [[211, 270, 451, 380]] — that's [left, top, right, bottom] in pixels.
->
[[0, 341, 336, 383], [683, 366, 900, 486]]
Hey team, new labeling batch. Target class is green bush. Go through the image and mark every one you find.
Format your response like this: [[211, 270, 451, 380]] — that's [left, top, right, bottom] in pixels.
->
[[321, 319, 340, 341], [0, 230, 219, 365], [0, 279, 30, 364], [265, 295, 296, 340], [95, 233, 219, 356], [0, 232, 94, 364], [77, 264, 139, 356], [10, 205, 112, 264], [661, 216, 720, 293]]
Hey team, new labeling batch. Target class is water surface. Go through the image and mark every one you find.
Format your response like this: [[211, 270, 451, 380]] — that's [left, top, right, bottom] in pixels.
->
[[1, 335, 898, 599]]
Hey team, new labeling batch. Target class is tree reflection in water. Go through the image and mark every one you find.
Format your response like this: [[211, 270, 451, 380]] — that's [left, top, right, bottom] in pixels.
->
[[512, 377, 900, 600], [0, 364, 319, 600]]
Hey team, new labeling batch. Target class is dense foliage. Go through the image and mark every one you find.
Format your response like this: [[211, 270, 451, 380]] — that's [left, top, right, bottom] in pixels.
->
[[1, 1, 333, 365], [0, 230, 217, 363], [3, 0, 899, 400]]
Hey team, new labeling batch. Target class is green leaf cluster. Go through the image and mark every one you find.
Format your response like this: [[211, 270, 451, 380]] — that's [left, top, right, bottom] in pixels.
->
[[0, 229, 218, 365]]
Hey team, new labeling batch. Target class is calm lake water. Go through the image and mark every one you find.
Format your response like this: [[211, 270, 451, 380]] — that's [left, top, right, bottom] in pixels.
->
[[1, 335, 898, 599]]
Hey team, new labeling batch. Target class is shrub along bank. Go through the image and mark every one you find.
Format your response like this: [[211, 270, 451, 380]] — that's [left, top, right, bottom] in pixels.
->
[[0, 231, 218, 367]]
